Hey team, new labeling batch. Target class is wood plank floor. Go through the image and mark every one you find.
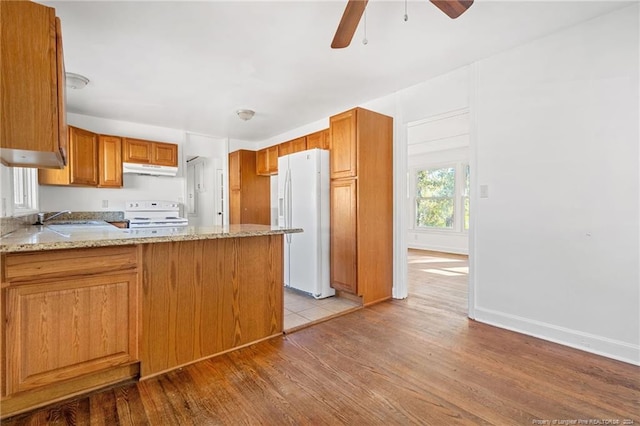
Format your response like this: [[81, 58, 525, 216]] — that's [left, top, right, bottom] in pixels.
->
[[4, 250, 639, 425]]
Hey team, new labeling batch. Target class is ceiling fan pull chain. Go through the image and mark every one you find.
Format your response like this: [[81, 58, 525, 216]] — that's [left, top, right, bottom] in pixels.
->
[[362, 9, 368, 45], [404, 0, 408, 22]]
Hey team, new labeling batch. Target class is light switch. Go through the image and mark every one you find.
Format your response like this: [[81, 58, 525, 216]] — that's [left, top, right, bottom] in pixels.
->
[[102, 200, 109, 208], [480, 185, 489, 198]]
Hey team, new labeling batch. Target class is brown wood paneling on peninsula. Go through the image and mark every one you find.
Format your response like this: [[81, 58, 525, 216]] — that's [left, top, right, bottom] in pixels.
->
[[140, 235, 283, 377]]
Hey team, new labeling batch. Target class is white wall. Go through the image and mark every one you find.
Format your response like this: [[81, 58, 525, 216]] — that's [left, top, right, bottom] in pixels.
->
[[184, 132, 228, 226], [471, 5, 639, 364], [39, 113, 187, 213], [0, 164, 12, 217]]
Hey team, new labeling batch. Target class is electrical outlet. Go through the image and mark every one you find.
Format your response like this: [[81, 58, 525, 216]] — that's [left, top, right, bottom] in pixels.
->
[[102, 200, 109, 208]]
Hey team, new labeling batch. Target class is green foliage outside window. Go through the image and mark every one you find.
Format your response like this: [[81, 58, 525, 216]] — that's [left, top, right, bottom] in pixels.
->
[[415, 167, 455, 228]]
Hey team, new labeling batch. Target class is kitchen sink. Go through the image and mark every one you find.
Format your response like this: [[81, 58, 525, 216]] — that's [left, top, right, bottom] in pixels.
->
[[45, 220, 119, 233]]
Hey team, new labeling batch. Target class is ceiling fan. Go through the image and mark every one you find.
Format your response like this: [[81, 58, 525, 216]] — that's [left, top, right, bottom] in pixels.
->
[[331, 0, 474, 49]]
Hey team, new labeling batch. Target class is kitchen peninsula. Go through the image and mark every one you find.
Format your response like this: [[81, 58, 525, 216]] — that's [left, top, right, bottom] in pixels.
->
[[0, 224, 301, 418]]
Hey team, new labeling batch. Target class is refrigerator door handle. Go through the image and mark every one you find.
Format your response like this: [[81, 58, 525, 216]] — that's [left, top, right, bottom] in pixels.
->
[[285, 168, 292, 243]]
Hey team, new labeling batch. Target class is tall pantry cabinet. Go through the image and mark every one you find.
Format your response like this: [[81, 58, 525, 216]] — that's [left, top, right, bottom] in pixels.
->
[[329, 107, 393, 306], [229, 150, 270, 225]]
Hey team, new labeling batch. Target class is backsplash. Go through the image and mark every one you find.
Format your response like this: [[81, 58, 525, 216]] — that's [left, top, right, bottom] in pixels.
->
[[0, 215, 37, 236], [0, 211, 125, 236]]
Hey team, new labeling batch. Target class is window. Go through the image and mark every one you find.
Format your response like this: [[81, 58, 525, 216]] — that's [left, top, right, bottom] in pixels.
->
[[414, 163, 470, 232], [12, 167, 38, 215], [415, 166, 456, 229]]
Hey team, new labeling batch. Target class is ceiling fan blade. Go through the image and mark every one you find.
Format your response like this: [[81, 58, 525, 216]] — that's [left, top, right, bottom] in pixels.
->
[[331, 0, 369, 49], [430, 0, 474, 19]]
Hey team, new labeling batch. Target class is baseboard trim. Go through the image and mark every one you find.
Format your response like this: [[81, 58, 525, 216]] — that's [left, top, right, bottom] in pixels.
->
[[473, 307, 640, 366]]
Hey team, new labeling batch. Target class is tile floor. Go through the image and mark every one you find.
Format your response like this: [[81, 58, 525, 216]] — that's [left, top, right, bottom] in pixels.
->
[[284, 287, 361, 331]]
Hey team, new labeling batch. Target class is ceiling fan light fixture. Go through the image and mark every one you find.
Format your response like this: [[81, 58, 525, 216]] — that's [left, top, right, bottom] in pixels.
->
[[236, 109, 255, 121], [66, 72, 89, 89]]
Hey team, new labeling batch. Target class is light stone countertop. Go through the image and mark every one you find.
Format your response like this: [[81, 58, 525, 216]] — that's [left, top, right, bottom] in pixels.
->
[[0, 224, 302, 253]]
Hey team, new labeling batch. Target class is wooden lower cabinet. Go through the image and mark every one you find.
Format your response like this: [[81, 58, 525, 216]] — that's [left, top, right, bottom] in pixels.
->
[[330, 179, 357, 294], [1, 246, 140, 418], [140, 236, 283, 377], [4, 274, 137, 394]]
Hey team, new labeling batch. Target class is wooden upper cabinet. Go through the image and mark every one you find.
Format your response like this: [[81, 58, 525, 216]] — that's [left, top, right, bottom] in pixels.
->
[[123, 138, 177, 167], [0, 1, 67, 168], [306, 129, 330, 150], [152, 142, 177, 167], [39, 126, 98, 186], [70, 127, 99, 186], [256, 146, 279, 176], [98, 135, 122, 188], [330, 110, 357, 179], [279, 137, 306, 157], [123, 138, 152, 164]]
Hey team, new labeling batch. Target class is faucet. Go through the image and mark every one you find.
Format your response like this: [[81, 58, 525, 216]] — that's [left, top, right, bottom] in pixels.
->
[[35, 210, 71, 225]]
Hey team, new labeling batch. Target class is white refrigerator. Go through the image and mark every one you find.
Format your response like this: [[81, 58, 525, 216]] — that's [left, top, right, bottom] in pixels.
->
[[278, 148, 334, 299]]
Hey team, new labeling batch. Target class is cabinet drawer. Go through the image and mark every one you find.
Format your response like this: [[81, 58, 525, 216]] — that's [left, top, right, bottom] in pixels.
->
[[2, 246, 138, 284]]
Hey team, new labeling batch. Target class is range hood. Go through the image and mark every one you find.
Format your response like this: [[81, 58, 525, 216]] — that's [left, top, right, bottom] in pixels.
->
[[122, 162, 178, 177]]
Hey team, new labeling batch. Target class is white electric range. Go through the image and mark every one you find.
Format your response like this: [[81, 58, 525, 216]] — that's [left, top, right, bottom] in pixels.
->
[[124, 200, 188, 228]]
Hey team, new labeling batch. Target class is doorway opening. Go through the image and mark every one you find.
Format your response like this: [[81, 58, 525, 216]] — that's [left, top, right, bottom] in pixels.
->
[[407, 249, 469, 312]]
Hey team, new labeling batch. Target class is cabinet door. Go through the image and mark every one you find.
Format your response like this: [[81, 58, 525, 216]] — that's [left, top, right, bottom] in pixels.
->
[[4, 273, 138, 395], [229, 151, 241, 190], [278, 141, 293, 157], [257, 146, 279, 176], [330, 109, 357, 179], [152, 142, 177, 167], [55, 17, 67, 166], [256, 148, 269, 176], [229, 189, 241, 224], [330, 179, 357, 294], [0, 1, 65, 168], [290, 137, 306, 153], [98, 135, 122, 188], [123, 138, 152, 164], [267, 146, 279, 173], [306, 129, 329, 150], [70, 126, 98, 186]]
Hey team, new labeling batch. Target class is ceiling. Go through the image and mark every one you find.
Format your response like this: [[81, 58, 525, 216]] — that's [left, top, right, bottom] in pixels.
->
[[45, 0, 632, 142]]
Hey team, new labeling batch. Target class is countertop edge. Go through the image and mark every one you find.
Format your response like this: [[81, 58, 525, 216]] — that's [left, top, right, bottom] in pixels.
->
[[0, 228, 303, 253]]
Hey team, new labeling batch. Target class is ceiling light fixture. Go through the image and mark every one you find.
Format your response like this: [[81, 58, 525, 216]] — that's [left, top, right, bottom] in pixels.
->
[[66, 72, 89, 89], [236, 109, 255, 121]]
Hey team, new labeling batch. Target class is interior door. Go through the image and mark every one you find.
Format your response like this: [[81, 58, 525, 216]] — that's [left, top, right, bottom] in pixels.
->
[[215, 168, 224, 226]]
